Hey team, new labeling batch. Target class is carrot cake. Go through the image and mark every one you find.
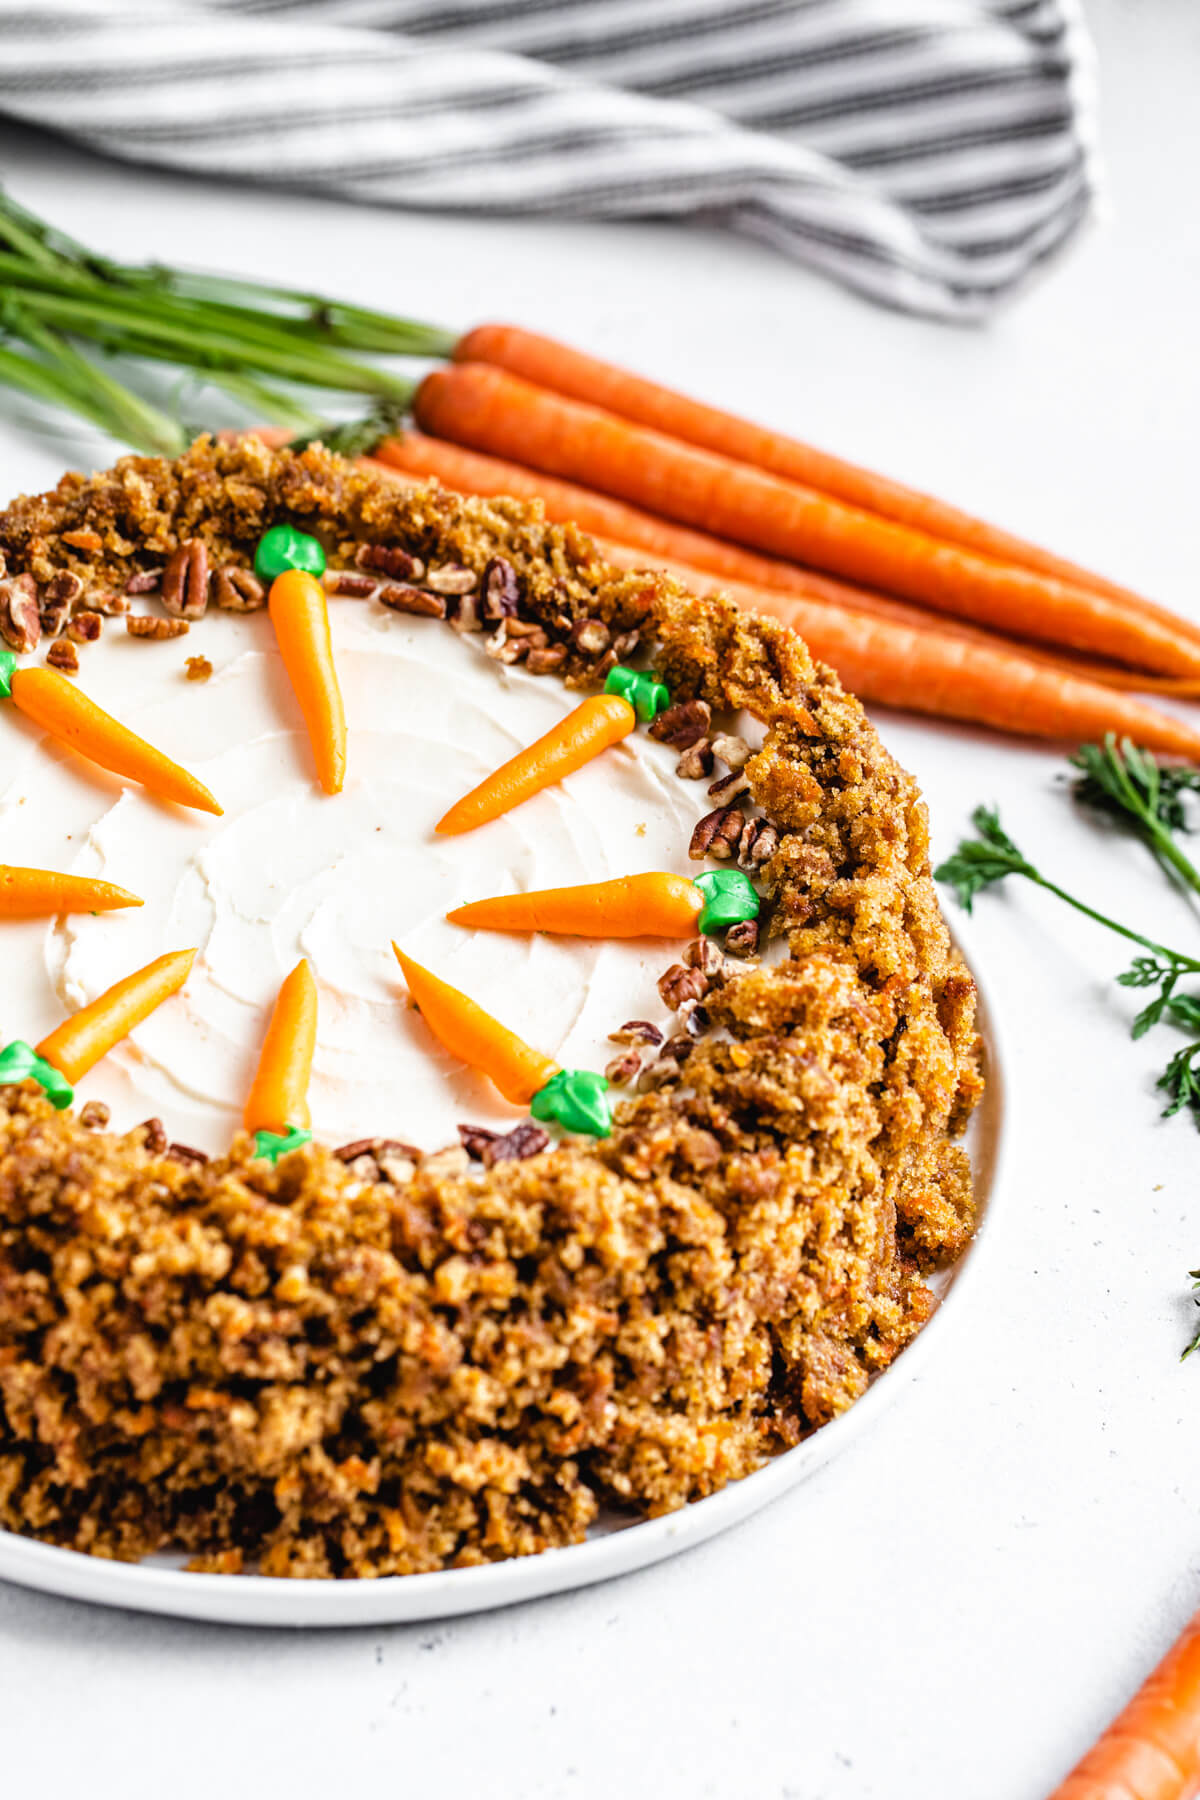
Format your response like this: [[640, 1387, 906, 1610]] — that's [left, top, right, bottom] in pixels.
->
[[0, 437, 982, 1576]]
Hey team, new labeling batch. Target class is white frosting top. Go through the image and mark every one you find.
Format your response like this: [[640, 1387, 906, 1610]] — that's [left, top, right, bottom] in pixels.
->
[[1, 596, 701, 1153]]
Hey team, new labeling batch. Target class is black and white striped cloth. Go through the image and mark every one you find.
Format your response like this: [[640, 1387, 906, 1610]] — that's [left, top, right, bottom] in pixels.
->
[[0, 0, 1099, 321]]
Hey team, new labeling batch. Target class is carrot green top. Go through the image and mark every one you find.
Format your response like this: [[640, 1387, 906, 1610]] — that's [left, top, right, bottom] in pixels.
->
[[604, 664, 669, 722], [0, 652, 13, 699], [0, 1039, 74, 1109]]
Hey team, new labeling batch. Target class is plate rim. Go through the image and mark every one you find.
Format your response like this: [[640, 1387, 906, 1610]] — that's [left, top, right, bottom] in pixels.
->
[[0, 950, 1008, 1627]]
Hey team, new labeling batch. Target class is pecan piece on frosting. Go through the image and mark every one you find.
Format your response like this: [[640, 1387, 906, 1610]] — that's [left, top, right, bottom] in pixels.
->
[[126, 615, 189, 640], [676, 741, 714, 780], [0, 573, 40, 654], [426, 562, 478, 596], [657, 964, 708, 1011], [725, 919, 760, 958], [162, 539, 210, 620], [213, 566, 265, 612], [355, 543, 425, 583], [689, 805, 745, 861], [481, 556, 521, 620], [46, 640, 79, 673], [379, 583, 445, 619], [67, 611, 103, 644], [650, 699, 711, 750]]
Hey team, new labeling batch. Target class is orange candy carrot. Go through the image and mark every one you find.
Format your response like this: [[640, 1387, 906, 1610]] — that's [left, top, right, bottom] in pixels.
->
[[415, 364, 1200, 679], [437, 691, 635, 836], [1047, 1605, 1200, 1800], [35, 947, 196, 1084], [1, 661, 221, 814], [0, 865, 142, 916], [448, 873, 704, 939], [268, 569, 347, 795], [243, 958, 318, 1134], [454, 322, 1192, 636], [393, 944, 558, 1106], [598, 544, 1200, 759]]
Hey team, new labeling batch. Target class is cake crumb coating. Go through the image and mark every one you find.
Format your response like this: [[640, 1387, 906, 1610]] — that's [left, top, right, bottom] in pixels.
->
[[0, 438, 982, 1575]]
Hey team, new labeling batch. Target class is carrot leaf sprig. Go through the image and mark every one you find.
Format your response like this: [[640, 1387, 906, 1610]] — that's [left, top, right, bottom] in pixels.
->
[[1070, 734, 1200, 896], [936, 804, 1200, 1109]]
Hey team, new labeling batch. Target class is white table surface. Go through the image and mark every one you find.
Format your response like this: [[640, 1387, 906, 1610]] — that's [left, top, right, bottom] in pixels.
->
[[1, 2, 1198, 1793]]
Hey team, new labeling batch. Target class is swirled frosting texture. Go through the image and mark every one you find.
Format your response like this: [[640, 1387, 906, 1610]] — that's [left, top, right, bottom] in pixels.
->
[[2, 603, 696, 1151]]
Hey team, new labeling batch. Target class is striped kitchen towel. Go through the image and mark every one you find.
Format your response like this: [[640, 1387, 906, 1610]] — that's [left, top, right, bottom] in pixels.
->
[[0, 0, 1100, 321]]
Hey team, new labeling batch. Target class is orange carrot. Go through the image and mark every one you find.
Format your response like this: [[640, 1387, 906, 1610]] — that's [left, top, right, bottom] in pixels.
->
[[455, 323, 1192, 635], [448, 872, 703, 939], [268, 568, 347, 795], [36, 947, 196, 1083], [368, 434, 899, 616], [4, 665, 221, 814], [243, 958, 318, 1133], [1047, 1606, 1200, 1800], [416, 365, 1200, 678], [392, 944, 558, 1105], [606, 544, 1200, 756], [437, 692, 635, 836], [0, 865, 142, 916]]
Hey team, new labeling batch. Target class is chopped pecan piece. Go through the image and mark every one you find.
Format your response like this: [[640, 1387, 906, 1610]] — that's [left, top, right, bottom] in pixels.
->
[[609, 1020, 663, 1046], [0, 573, 40, 654], [213, 566, 265, 612], [605, 1049, 646, 1085], [39, 598, 70, 639], [485, 1122, 550, 1166], [378, 583, 445, 619], [323, 570, 377, 599], [708, 768, 751, 803], [683, 937, 724, 979], [711, 732, 750, 771], [458, 1124, 499, 1162], [167, 1143, 209, 1166], [738, 818, 780, 869], [447, 592, 482, 633], [481, 556, 520, 619], [676, 741, 714, 780], [355, 543, 424, 582], [689, 806, 744, 861], [725, 919, 760, 958], [88, 592, 128, 616], [124, 568, 161, 596], [612, 629, 640, 660], [571, 618, 610, 656], [162, 539, 209, 619], [649, 698, 710, 749], [185, 656, 213, 682], [135, 1117, 168, 1155], [46, 640, 79, 673], [126, 615, 189, 640], [526, 644, 568, 674], [658, 964, 708, 1011], [45, 570, 83, 607], [67, 611, 103, 643], [483, 625, 527, 664], [426, 563, 477, 595], [79, 1100, 110, 1130]]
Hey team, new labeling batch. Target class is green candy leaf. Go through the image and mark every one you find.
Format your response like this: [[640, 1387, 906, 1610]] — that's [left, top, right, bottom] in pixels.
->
[[530, 1068, 613, 1138], [694, 868, 760, 934], [253, 1125, 313, 1165], [253, 524, 326, 583], [0, 1039, 73, 1109], [604, 664, 669, 724], [0, 650, 15, 699]]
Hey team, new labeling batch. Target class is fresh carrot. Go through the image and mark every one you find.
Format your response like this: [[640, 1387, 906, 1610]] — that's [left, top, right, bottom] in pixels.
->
[[268, 568, 347, 795], [368, 442, 1200, 696], [392, 944, 558, 1105], [368, 434, 898, 617], [454, 323, 1193, 636], [415, 365, 1200, 678], [0, 865, 142, 916], [3, 663, 221, 814], [436, 692, 635, 836], [1047, 1605, 1200, 1800], [607, 543, 1200, 756], [35, 947, 196, 1084], [448, 872, 704, 939], [243, 958, 318, 1134]]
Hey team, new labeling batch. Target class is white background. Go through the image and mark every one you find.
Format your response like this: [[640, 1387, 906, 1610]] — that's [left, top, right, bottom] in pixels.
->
[[1, 1, 1198, 1793]]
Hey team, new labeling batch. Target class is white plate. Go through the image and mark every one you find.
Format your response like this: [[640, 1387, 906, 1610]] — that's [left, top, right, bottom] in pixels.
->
[[0, 964, 1006, 1628]]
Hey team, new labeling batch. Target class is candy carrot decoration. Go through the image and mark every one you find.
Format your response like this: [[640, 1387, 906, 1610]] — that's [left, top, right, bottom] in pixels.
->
[[266, 553, 347, 796], [436, 666, 668, 836], [1047, 1604, 1200, 1800], [0, 865, 142, 916], [34, 947, 197, 1086], [448, 869, 759, 939], [393, 944, 611, 1134], [0, 653, 221, 814], [243, 959, 318, 1156]]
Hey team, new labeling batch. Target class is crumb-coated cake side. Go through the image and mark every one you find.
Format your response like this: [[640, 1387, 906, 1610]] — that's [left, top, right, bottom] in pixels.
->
[[0, 439, 982, 1576]]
